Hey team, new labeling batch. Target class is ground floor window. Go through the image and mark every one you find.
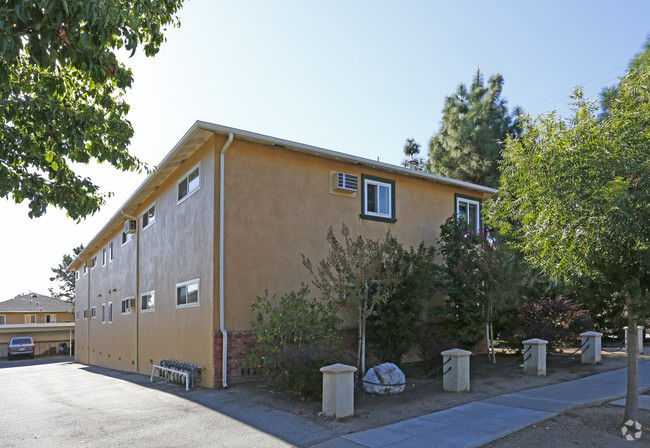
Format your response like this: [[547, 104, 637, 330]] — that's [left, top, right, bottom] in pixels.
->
[[176, 279, 200, 308]]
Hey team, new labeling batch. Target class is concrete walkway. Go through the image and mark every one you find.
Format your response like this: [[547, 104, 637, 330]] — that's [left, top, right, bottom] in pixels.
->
[[312, 360, 650, 448]]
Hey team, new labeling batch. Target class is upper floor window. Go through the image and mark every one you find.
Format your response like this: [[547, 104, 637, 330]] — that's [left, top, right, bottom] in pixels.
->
[[25, 314, 36, 324], [142, 204, 156, 230], [121, 297, 135, 315], [102, 248, 107, 267], [75, 271, 79, 280], [109, 242, 114, 262], [0, 315, 6, 325], [176, 279, 200, 308], [122, 230, 133, 246], [141, 291, 155, 312], [45, 314, 56, 323], [177, 162, 200, 204], [108, 302, 113, 323], [102, 304, 106, 324], [83, 264, 87, 275], [455, 194, 481, 232], [90, 256, 97, 269], [91, 307, 97, 319], [360, 174, 396, 223]]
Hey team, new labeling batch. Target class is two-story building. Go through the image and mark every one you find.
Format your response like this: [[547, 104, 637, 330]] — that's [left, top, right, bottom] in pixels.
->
[[68, 121, 495, 388], [0, 293, 74, 357]]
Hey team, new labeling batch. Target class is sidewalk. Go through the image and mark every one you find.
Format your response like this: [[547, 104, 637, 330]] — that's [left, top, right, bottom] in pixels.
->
[[311, 359, 650, 448]]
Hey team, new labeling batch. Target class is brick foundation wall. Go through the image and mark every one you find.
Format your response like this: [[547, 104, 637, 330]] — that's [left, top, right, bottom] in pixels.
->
[[213, 330, 260, 388]]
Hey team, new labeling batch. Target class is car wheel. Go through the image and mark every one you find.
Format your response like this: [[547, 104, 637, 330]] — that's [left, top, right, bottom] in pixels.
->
[[30, 354, 34, 359], [7, 355, 12, 361]]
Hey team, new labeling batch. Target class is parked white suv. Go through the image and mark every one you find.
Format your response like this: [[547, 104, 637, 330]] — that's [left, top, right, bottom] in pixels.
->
[[8, 337, 35, 360]]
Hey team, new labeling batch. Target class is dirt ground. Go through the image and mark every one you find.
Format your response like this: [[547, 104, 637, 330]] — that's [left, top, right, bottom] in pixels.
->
[[481, 398, 650, 447], [228, 348, 650, 445]]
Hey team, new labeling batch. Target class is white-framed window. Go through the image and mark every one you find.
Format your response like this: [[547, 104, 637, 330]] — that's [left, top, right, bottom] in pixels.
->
[[177, 162, 201, 204], [142, 204, 156, 230], [25, 314, 36, 324], [361, 174, 396, 222], [91, 256, 97, 269], [108, 302, 113, 323], [91, 306, 97, 319], [101, 304, 106, 323], [122, 230, 133, 246], [45, 314, 56, 323], [75, 311, 80, 321], [121, 297, 135, 315], [141, 291, 155, 312], [83, 264, 87, 275], [75, 271, 79, 280], [0, 315, 6, 325], [83, 308, 89, 319], [102, 248, 107, 266], [109, 242, 114, 262], [455, 195, 481, 233], [176, 279, 200, 308]]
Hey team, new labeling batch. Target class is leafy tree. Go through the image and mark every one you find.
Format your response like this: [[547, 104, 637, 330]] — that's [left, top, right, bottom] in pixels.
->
[[303, 224, 403, 375], [426, 69, 521, 188], [49, 243, 84, 301], [487, 67, 650, 422], [435, 217, 525, 354], [1, 1, 184, 219], [367, 243, 438, 365]]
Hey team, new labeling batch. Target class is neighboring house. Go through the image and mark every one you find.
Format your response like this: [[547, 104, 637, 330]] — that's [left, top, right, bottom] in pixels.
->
[[0, 293, 74, 357], [67, 121, 496, 388]]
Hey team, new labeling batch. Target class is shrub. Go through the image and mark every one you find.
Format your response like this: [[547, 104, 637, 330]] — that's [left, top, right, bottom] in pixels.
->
[[265, 346, 357, 400], [514, 296, 592, 350], [414, 320, 461, 371], [367, 243, 438, 365], [250, 283, 342, 363]]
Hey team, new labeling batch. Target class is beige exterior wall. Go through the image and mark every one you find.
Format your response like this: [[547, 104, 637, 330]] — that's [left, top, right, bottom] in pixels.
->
[[75, 138, 217, 386], [221, 139, 489, 331], [2, 311, 73, 325], [74, 128, 491, 388]]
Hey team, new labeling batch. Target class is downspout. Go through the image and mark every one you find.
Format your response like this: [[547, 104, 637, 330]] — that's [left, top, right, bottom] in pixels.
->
[[81, 257, 89, 365], [121, 209, 139, 373], [219, 132, 234, 388]]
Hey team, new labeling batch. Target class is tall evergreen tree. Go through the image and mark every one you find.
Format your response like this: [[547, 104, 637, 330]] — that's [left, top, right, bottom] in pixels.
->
[[49, 244, 84, 302], [426, 69, 520, 188]]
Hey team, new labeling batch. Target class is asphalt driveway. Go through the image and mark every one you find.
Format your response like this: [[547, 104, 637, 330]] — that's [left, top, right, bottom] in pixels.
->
[[0, 357, 333, 448]]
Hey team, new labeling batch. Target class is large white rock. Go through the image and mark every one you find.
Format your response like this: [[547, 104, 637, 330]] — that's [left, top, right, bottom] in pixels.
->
[[362, 362, 406, 394]]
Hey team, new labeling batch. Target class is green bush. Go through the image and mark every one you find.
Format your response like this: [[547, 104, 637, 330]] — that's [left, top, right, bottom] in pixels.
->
[[265, 346, 357, 400], [367, 243, 438, 365], [250, 283, 342, 360]]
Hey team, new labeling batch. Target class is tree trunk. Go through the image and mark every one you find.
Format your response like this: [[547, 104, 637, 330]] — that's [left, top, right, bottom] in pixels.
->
[[361, 318, 366, 375], [624, 300, 639, 423], [357, 310, 363, 375]]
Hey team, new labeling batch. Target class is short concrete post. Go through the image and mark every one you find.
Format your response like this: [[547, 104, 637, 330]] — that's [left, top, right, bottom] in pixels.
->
[[624, 326, 644, 354], [320, 363, 357, 419], [441, 348, 471, 392], [522, 338, 547, 376], [580, 331, 602, 365]]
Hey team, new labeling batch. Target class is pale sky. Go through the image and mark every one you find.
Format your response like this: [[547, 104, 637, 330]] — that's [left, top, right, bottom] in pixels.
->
[[1, 0, 649, 300]]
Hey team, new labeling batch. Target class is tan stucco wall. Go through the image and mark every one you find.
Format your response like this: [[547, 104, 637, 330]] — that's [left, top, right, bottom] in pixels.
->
[[74, 137, 217, 386], [221, 139, 489, 331], [2, 311, 73, 325]]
